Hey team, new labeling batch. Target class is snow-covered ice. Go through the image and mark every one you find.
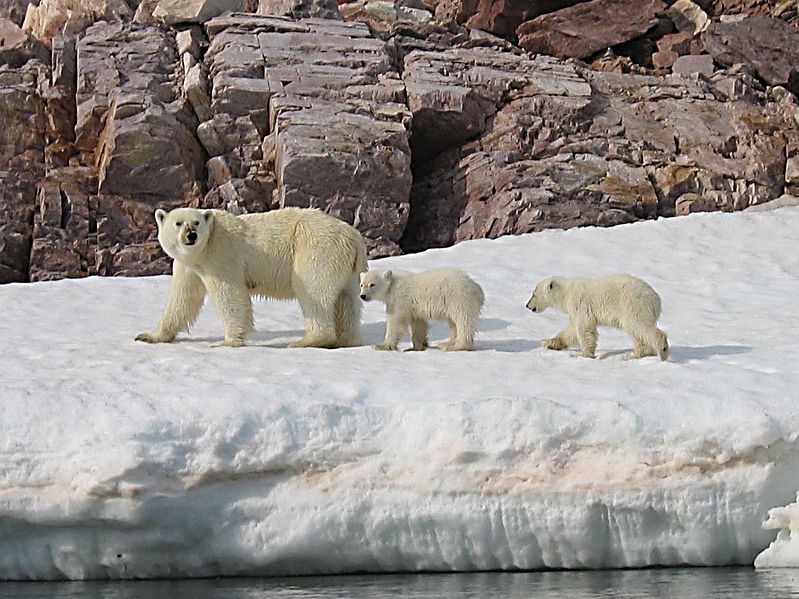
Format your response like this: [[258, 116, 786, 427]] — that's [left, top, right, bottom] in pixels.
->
[[1, 208, 798, 580]]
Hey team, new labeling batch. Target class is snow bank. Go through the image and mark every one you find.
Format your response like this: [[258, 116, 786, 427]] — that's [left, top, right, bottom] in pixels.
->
[[2, 208, 799, 580]]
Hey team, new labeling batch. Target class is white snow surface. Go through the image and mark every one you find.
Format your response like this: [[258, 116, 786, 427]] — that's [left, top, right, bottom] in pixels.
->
[[1, 209, 799, 580]]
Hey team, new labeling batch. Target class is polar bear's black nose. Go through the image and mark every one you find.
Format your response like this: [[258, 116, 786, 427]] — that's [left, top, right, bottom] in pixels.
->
[[186, 231, 197, 244], [360, 294, 367, 301]]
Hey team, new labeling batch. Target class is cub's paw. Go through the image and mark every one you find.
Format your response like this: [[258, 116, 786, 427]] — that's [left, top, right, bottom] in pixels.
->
[[221, 338, 245, 348], [135, 332, 172, 344], [374, 343, 398, 351], [541, 337, 566, 350]]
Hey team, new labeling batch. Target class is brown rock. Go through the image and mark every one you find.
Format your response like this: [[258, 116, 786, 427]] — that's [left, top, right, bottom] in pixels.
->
[[76, 22, 205, 204], [95, 101, 206, 202], [0, 60, 47, 283], [0, 17, 49, 67], [22, 0, 132, 46], [675, 192, 715, 214], [652, 31, 693, 70], [516, 0, 667, 59], [667, 0, 709, 35], [152, 0, 245, 25], [464, 0, 587, 40], [257, 0, 341, 19], [702, 17, 799, 92], [0, 0, 32, 25], [672, 54, 715, 77]]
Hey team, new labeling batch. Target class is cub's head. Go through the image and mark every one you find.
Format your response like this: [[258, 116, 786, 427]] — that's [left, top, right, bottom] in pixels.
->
[[359, 270, 392, 302], [155, 208, 214, 262], [526, 277, 560, 313]]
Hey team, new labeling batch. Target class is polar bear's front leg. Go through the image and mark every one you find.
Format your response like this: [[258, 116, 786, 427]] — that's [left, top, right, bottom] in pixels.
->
[[136, 262, 206, 343], [205, 276, 254, 347], [375, 314, 406, 351]]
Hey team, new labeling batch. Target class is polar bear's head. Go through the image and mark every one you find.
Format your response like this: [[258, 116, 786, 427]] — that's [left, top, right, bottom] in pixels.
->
[[155, 207, 214, 263], [526, 277, 560, 313], [359, 270, 392, 302]]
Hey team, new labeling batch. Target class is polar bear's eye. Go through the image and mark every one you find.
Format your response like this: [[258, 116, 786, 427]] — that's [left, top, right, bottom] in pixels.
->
[[176, 221, 183, 227]]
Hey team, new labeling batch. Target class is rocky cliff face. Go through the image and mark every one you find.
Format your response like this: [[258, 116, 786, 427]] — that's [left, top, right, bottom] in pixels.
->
[[1, 0, 798, 281]]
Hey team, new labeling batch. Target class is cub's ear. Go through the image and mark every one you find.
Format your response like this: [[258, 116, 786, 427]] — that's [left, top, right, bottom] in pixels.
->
[[548, 280, 556, 291], [382, 270, 392, 280], [155, 209, 166, 226], [202, 210, 213, 223]]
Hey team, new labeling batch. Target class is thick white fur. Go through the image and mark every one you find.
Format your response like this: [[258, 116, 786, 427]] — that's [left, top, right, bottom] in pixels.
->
[[526, 274, 669, 360], [136, 207, 367, 348], [360, 268, 484, 351]]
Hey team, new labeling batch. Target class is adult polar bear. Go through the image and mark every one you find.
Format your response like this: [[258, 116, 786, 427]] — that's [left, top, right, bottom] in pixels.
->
[[136, 207, 367, 348]]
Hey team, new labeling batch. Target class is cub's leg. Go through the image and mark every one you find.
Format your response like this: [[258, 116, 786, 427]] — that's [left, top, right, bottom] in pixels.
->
[[541, 321, 579, 351], [576, 322, 599, 359], [375, 314, 407, 351], [408, 318, 430, 351], [447, 313, 477, 351]]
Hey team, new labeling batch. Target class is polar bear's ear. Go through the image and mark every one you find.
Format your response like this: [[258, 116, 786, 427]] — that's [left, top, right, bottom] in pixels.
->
[[548, 280, 556, 291], [202, 210, 213, 224], [155, 209, 166, 226], [382, 270, 392, 280]]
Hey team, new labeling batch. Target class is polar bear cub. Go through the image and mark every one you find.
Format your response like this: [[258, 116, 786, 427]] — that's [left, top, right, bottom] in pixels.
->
[[526, 274, 669, 360], [136, 206, 367, 348], [360, 268, 484, 351]]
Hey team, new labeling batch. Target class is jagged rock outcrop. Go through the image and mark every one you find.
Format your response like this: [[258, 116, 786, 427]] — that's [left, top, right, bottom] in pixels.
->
[[0, 60, 48, 283], [2, 0, 799, 282], [24, 22, 204, 281], [201, 14, 412, 255], [400, 46, 796, 251]]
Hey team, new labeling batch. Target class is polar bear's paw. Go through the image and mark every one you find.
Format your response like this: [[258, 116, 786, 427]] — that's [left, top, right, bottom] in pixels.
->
[[541, 337, 566, 351]]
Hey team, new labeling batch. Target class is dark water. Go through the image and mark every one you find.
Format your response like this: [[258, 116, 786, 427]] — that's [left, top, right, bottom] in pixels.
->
[[2, 568, 799, 599]]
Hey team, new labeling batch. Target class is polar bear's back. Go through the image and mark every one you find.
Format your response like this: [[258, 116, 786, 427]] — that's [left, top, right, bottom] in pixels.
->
[[236, 207, 366, 270], [390, 268, 484, 321], [211, 207, 366, 299], [579, 274, 662, 325]]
